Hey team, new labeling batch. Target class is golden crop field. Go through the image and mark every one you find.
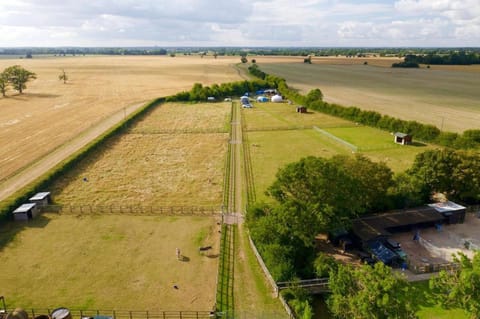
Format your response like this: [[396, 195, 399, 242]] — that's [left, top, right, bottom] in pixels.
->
[[256, 56, 480, 133], [51, 102, 230, 207], [0, 55, 242, 185]]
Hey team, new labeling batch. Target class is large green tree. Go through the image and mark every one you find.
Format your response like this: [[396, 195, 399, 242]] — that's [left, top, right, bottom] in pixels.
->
[[267, 155, 393, 230], [430, 251, 480, 319], [328, 262, 418, 319], [3, 65, 36, 94], [0, 71, 8, 97], [404, 149, 480, 204]]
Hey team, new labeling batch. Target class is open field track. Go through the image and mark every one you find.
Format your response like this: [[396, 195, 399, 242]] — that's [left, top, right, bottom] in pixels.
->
[[0, 55, 242, 195], [258, 59, 480, 133], [0, 213, 220, 310]]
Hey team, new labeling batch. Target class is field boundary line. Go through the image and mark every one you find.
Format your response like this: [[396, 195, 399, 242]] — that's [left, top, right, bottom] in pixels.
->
[[42, 204, 220, 217], [245, 126, 309, 132], [241, 109, 257, 207], [4, 308, 216, 319], [313, 126, 358, 152], [128, 128, 228, 135]]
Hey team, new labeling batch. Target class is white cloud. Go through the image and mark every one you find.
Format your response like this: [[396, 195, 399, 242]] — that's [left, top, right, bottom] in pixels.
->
[[0, 0, 478, 46]]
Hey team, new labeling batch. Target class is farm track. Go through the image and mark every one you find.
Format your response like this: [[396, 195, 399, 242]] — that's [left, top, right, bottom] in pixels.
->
[[216, 102, 241, 315], [0, 101, 145, 202]]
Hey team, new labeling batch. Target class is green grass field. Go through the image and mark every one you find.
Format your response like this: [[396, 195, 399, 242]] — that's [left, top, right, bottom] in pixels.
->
[[323, 126, 437, 172], [0, 213, 220, 310], [244, 105, 434, 201], [243, 102, 353, 131], [259, 63, 480, 133], [247, 129, 351, 201]]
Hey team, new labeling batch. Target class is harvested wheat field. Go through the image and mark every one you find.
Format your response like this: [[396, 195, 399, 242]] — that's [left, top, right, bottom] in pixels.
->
[[0, 55, 241, 185], [0, 213, 220, 310], [131, 102, 231, 133], [51, 132, 227, 207], [258, 57, 480, 133]]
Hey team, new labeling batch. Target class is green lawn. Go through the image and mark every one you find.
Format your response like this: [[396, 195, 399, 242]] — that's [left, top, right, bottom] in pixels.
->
[[413, 281, 469, 319], [247, 129, 350, 201], [324, 126, 437, 172], [0, 213, 220, 310], [247, 125, 434, 201], [243, 102, 353, 131]]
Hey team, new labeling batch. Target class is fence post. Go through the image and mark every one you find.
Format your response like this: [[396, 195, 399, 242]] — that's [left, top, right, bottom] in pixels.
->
[[129, 311, 132, 319], [113, 310, 116, 319], [31, 309, 35, 319], [146, 311, 149, 319]]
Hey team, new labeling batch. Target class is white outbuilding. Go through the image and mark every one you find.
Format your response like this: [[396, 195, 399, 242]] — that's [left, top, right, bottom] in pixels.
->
[[29, 192, 51, 207], [271, 94, 283, 103], [13, 203, 39, 221]]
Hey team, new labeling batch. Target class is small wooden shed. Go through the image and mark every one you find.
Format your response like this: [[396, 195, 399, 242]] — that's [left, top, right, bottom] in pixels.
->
[[12, 203, 39, 221], [394, 132, 413, 145], [29, 192, 51, 206], [296, 106, 307, 113]]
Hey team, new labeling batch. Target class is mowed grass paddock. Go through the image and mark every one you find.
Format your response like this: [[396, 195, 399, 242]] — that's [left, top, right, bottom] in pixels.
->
[[0, 213, 220, 310], [51, 102, 230, 207], [243, 102, 434, 201], [258, 58, 480, 133], [0, 55, 241, 183]]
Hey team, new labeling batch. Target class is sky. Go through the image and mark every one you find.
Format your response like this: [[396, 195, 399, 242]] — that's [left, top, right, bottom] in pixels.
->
[[0, 0, 479, 47]]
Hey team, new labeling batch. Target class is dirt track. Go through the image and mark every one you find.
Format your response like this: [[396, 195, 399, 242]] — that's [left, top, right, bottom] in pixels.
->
[[0, 101, 144, 201]]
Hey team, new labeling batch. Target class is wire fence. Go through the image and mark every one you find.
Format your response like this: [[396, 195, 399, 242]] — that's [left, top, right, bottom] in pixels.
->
[[128, 128, 228, 135], [41, 205, 221, 217], [2, 309, 216, 319], [312, 126, 358, 152]]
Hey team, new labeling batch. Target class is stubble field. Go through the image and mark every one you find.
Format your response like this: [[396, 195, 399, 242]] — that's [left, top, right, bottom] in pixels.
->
[[256, 56, 480, 133], [0, 55, 241, 185], [0, 101, 231, 311], [51, 102, 230, 207]]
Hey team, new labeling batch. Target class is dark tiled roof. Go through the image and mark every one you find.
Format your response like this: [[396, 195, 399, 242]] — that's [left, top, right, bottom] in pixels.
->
[[352, 207, 444, 242]]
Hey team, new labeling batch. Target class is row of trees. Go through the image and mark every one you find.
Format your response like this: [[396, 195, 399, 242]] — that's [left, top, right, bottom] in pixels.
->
[[165, 77, 283, 103], [247, 65, 480, 149], [405, 52, 480, 65], [0, 65, 37, 97]]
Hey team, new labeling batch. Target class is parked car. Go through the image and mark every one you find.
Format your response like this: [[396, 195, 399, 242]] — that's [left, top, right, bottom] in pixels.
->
[[385, 238, 407, 260]]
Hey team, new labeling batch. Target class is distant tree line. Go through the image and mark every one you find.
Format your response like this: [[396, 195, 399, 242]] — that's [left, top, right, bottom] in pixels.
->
[[248, 65, 480, 150], [405, 51, 480, 65], [391, 61, 420, 68], [2, 47, 479, 58]]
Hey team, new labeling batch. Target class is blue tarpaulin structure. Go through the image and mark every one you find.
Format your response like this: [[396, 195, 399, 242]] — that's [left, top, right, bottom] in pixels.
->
[[256, 96, 269, 102], [368, 241, 397, 264]]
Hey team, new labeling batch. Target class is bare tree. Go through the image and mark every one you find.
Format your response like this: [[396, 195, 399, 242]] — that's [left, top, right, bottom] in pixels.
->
[[59, 69, 68, 84]]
